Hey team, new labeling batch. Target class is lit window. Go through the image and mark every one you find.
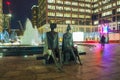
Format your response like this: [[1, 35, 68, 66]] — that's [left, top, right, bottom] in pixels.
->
[[64, 7, 71, 11], [79, 15, 84, 18], [85, 0, 91, 2], [56, 12, 63, 17], [72, 14, 78, 18], [56, 0, 63, 4], [94, 4, 98, 8], [48, 0, 55, 3], [117, 1, 120, 5], [72, 20, 75, 24], [66, 20, 71, 24], [48, 12, 55, 16], [113, 3, 116, 6], [64, 13, 71, 17], [79, 8, 84, 12], [64, 1, 71, 5], [94, 21, 98, 25], [56, 6, 63, 10], [48, 5, 55, 10], [72, 2, 78, 6], [72, 8, 78, 12], [85, 4, 90, 8], [102, 11, 112, 17], [86, 15, 91, 18], [86, 9, 91, 13], [117, 8, 120, 12]]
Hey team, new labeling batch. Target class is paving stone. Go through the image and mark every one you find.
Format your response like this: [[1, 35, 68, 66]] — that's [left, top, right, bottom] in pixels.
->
[[0, 44, 120, 80]]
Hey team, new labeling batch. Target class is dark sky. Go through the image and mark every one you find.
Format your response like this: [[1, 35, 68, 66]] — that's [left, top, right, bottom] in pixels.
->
[[3, 0, 38, 29]]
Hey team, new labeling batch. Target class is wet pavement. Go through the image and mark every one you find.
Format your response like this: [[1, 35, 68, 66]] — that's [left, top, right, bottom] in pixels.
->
[[0, 43, 120, 80]]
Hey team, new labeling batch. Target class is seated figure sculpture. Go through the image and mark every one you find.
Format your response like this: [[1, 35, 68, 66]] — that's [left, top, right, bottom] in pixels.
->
[[62, 24, 82, 65], [43, 23, 62, 70]]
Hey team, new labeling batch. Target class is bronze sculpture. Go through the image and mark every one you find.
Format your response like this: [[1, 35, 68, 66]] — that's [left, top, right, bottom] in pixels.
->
[[62, 24, 82, 65], [43, 23, 62, 71]]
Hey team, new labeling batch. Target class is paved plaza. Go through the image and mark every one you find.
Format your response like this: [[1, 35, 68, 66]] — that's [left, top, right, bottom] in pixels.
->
[[0, 43, 120, 80]]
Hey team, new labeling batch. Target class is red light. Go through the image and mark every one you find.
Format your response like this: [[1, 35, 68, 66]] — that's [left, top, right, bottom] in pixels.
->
[[6, 1, 11, 6]]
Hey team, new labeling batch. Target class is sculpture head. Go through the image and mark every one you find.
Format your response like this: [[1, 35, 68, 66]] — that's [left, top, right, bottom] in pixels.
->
[[67, 24, 71, 31], [50, 23, 57, 31]]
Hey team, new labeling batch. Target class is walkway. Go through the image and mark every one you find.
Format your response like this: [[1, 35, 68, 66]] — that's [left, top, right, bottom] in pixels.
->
[[0, 43, 120, 80]]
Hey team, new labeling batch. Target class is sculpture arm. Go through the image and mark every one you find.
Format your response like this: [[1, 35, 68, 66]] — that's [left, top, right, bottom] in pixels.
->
[[43, 33, 48, 55]]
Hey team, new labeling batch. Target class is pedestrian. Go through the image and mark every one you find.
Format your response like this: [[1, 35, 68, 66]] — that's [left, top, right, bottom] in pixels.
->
[[100, 35, 106, 48]]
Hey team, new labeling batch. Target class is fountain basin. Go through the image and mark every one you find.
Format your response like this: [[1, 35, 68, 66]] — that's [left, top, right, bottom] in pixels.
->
[[0, 44, 44, 56]]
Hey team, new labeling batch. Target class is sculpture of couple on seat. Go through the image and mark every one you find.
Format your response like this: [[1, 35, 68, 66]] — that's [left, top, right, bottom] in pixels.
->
[[43, 23, 82, 71]]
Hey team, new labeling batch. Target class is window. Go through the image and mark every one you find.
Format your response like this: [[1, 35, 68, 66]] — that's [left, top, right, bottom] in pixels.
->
[[72, 14, 78, 18], [56, 6, 63, 10], [86, 9, 91, 13], [48, 12, 55, 16], [85, 3, 90, 8], [56, 12, 63, 17], [64, 7, 71, 11], [117, 8, 120, 12], [64, 1, 71, 5], [113, 3, 116, 6], [79, 3, 84, 7], [48, 5, 55, 10], [94, 21, 98, 25], [72, 8, 78, 12], [79, 15, 84, 18], [72, 2, 78, 6], [85, 0, 91, 2], [117, 1, 120, 5], [86, 28, 91, 32], [94, 4, 98, 8], [48, 0, 55, 3], [64, 13, 71, 17], [102, 11, 112, 17], [56, 0, 63, 4], [79, 8, 85, 12], [66, 20, 71, 24], [86, 15, 91, 18]]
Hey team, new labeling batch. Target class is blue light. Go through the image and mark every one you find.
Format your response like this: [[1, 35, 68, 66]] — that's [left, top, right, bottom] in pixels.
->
[[103, 26, 108, 33]]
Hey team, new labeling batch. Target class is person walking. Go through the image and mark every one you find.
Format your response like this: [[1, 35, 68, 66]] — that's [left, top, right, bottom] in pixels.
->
[[100, 35, 106, 48]]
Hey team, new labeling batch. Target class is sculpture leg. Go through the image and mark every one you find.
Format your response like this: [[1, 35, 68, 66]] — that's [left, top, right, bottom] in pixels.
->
[[59, 50, 63, 67], [64, 52, 70, 64], [76, 51, 82, 65], [51, 50, 62, 71], [71, 50, 78, 64], [72, 47, 82, 65]]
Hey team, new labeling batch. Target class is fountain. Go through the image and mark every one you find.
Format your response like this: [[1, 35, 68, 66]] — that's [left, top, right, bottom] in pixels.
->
[[0, 18, 43, 56], [21, 18, 41, 45]]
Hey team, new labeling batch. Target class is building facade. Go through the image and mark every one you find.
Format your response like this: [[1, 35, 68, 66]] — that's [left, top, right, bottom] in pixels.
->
[[0, 0, 3, 32], [31, 5, 39, 28], [36, 0, 120, 42]]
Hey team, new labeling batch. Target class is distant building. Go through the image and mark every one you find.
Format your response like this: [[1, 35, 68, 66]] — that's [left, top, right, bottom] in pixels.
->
[[0, 0, 3, 31], [31, 5, 39, 28], [34, 0, 120, 42]]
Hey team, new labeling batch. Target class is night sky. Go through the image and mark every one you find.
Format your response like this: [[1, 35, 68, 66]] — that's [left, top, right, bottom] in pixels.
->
[[3, 0, 38, 29]]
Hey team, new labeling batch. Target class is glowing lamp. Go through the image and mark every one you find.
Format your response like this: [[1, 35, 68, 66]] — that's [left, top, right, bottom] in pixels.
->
[[6, 1, 11, 6], [103, 26, 108, 33]]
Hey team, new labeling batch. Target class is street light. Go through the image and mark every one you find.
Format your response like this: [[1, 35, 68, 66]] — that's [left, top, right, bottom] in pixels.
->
[[7, 13, 12, 32], [7, 13, 12, 17], [5, 1, 12, 32], [6, 1, 11, 6], [6, 1, 11, 13]]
